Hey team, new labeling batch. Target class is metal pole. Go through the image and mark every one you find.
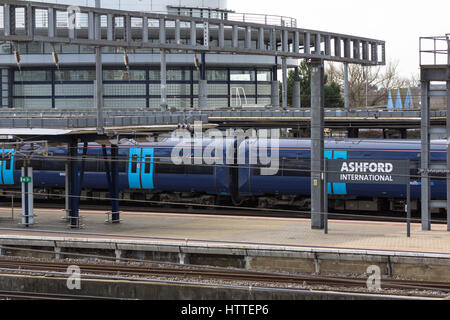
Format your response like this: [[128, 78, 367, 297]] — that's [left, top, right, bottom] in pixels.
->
[[95, 49, 104, 134], [365, 65, 368, 107], [447, 35, 450, 231], [65, 162, 69, 220], [421, 81, 431, 231], [21, 165, 34, 227], [160, 49, 168, 111], [447, 78, 450, 231], [282, 57, 287, 108], [95, 0, 104, 134], [407, 161, 411, 238], [11, 195, 14, 221], [199, 52, 208, 110], [324, 158, 328, 234], [311, 59, 325, 229], [111, 144, 120, 223], [271, 57, 279, 108], [293, 66, 301, 108], [344, 62, 349, 110]]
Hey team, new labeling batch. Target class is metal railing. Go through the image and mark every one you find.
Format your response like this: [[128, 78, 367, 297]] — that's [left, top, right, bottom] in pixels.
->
[[419, 34, 450, 66], [222, 12, 296, 28], [0, 6, 296, 29]]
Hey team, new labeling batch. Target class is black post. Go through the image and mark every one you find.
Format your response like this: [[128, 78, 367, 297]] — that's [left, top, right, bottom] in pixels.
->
[[324, 158, 328, 234], [407, 160, 411, 238], [68, 140, 80, 228], [111, 144, 120, 223]]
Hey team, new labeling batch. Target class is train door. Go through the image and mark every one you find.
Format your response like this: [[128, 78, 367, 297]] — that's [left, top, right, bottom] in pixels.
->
[[326, 150, 348, 195], [140, 148, 154, 189], [0, 149, 14, 185], [216, 140, 232, 195], [128, 147, 154, 189], [128, 148, 142, 189]]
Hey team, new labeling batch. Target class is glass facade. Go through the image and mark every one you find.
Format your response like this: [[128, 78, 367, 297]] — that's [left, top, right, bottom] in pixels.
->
[[11, 67, 272, 110]]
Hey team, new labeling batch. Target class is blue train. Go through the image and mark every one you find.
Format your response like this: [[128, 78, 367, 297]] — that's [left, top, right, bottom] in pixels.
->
[[0, 138, 446, 213]]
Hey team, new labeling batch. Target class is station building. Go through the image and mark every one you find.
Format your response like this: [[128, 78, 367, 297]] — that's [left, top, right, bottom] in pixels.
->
[[0, 0, 298, 110]]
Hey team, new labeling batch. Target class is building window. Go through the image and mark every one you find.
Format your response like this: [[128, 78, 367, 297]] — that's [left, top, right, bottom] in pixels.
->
[[230, 70, 256, 82], [257, 71, 271, 82], [207, 70, 227, 81], [55, 70, 96, 82], [14, 70, 51, 82], [103, 70, 146, 81]]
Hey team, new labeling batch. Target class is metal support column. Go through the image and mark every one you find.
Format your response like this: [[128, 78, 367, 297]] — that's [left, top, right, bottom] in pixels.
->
[[447, 35, 450, 232], [310, 59, 325, 229], [199, 52, 208, 110], [111, 144, 120, 223], [68, 140, 81, 228], [447, 77, 450, 231], [347, 128, 359, 138], [160, 49, 168, 111], [293, 67, 301, 108], [21, 165, 34, 227], [421, 81, 431, 231], [64, 163, 69, 220], [400, 129, 407, 139], [344, 62, 349, 110], [94, 0, 104, 134], [282, 57, 288, 108], [271, 58, 280, 108], [95, 48, 104, 134]]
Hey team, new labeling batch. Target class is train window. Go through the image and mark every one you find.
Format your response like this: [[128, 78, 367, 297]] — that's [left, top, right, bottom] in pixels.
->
[[256, 165, 283, 177], [30, 158, 43, 171], [117, 156, 127, 173], [144, 156, 152, 174], [156, 161, 186, 174], [131, 155, 138, 173], [43, 160, 65, 171], [15, 158, 24, 170], [5, 158, 11, 170], [186, 164, 214, 175], [83, 158, 98, 172], [282, 159, 310, 177], [253, 159, 310, 177]]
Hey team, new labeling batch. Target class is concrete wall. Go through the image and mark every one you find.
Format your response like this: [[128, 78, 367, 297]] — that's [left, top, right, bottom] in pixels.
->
[[0, 274, 405, 300], [1, 236, 449, 283]]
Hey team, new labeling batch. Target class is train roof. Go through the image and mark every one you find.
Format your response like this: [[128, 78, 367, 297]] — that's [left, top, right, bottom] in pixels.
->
[[37, 138, 447, 152], [278, 139, 447, 151]]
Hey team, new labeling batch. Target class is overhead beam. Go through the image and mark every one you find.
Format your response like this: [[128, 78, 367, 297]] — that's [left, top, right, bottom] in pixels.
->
[[0, 0, 385, 66]]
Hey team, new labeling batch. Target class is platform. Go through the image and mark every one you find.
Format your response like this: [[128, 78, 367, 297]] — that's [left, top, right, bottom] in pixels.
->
[[0, 209, 449, 283], [0, 208, 448, 254]]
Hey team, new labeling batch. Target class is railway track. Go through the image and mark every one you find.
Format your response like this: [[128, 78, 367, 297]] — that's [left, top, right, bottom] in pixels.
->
[[0, 258, 448, 294], [0, 291, 110, 300]]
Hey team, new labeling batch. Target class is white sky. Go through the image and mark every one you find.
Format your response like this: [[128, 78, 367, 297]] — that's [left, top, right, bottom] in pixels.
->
[[229, 0, 449, 79]]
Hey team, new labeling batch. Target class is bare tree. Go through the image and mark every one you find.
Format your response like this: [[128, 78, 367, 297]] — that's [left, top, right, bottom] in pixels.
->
[[327, 61, 418, 108]]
